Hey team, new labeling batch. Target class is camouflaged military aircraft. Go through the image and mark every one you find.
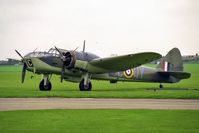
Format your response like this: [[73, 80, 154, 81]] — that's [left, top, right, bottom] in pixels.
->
[[15, 41, 190, 91]]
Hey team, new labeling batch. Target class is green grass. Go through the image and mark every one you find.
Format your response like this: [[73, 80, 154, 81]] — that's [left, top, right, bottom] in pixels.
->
[[0, 64, 199, 99], [0, 109, 199, 133], [0, 66, 199, 133]]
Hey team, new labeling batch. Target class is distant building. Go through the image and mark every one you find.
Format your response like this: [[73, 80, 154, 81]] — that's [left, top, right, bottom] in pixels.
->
[[0, 58, 20, 66], [182, 54, 199, 63], [150, 54, 199, 64]]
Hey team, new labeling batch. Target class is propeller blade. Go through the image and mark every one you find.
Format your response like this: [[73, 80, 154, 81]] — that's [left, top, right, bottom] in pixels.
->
[[72, 47, 79, 53], [83, 40, 86, 52], [33, 47, 38, 53], [60, 65, 65, 82], [15, 50, 23, 59], [22, 63, 27, 83], [54, 46, 63, 57], [63, 47, 78, 59]]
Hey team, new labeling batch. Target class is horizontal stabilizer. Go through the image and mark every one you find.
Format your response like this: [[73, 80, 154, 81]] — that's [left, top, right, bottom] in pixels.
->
[[158, 71, 191, 80]]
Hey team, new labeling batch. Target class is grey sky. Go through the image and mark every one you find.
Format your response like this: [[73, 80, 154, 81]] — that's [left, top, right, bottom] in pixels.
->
[[0, 0, 199, 60]]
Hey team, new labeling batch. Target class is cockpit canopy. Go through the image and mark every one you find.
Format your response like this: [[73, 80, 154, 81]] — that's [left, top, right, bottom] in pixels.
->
[[48, 48, 68, 55], [24, 47, 100, 61], [24, 48, 64, 58]]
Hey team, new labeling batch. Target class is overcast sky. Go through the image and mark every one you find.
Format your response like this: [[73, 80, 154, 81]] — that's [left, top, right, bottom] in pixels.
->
[[0, 0, 199, 60]]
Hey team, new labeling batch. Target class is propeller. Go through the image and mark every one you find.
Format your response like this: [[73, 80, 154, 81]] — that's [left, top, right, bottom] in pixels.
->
[[54, 47, 65, 82], [83, 40, 86, 52], [54, 46, 63, 57], [15, 50, 23, 59], [61, 64, 65, 82], [15, 50, 27, 83], [22, 63, 27, 83], [33, 47, 38, 53], [54, 46, 78, 82]]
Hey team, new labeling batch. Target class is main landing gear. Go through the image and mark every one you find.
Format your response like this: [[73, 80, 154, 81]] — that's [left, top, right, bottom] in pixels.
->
[[39, 74, 52, 91], [79, 79, 92, 91], [79, 73, 92, 91], [38, 73, 92, 91], [159, 83, 163, 88]]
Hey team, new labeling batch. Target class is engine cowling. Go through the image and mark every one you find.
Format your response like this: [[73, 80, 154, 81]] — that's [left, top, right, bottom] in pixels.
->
[[62, 51, 76, 69]]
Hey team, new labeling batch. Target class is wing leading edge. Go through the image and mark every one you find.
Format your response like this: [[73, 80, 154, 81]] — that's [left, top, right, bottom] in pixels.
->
[[84, 52, 161, 73]]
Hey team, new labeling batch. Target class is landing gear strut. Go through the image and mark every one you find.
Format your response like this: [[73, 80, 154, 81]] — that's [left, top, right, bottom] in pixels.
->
[[79, 73, 92, 91], [39, 74, 52, 91]]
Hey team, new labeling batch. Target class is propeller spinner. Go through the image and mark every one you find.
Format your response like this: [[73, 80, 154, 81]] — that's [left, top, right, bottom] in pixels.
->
[[54, 46, 78, 82]]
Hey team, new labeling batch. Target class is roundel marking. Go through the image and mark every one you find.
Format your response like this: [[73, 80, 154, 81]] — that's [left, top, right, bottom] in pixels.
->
[[123, 69, 134, 79]]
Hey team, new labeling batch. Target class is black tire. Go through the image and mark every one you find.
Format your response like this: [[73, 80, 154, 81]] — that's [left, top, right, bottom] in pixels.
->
[[79, 79, 92, 91], [39, 79, 52, 91], [159, 84, 163, 88]]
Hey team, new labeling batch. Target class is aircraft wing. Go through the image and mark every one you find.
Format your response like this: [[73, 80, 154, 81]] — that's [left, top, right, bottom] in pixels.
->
[[85, 52, 161, 73]]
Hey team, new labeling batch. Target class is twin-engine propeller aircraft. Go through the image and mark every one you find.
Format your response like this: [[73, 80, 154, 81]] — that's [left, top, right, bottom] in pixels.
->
[[15, 41, 190, 91]]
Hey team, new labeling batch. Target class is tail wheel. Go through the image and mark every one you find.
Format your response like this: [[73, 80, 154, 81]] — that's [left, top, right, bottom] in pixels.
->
[[159, 84, 163, 88], [79, 79, 92, 91], [39, 79, 52, 91]]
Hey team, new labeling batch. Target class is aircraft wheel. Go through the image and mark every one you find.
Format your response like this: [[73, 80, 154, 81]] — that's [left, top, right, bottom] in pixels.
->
[[39, 79, 52, 91], [79, 79, 92, 91], [159, 84, 163, 88]]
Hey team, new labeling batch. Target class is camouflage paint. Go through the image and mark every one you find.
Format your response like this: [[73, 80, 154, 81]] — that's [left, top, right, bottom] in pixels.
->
[[22, 48, 190, 83]]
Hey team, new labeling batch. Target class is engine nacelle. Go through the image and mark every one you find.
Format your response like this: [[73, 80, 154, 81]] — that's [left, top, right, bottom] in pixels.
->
[[62, 51, 76, 69]]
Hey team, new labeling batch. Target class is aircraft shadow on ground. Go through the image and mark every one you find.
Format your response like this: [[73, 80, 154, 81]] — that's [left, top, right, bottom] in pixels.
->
[[146, 88, 199, 91], [48, 88, 199, 92]]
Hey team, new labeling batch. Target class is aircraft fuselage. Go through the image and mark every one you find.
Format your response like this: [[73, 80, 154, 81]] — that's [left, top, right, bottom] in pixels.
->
[[23, 51, 179, 84]]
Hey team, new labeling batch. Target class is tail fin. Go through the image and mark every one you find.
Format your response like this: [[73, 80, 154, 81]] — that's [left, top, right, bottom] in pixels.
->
[[157, 48, 183, 72]]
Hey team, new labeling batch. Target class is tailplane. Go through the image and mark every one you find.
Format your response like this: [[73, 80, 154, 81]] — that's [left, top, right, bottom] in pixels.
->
[[157, 48, 183, 72]]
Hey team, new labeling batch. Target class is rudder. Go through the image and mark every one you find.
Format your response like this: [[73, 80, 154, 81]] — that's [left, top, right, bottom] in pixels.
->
[[157, 48, 183, 72]]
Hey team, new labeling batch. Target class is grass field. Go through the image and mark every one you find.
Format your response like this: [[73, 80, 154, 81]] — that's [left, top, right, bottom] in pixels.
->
[[0, 64, 198, 99], [0, 65, 199, 133], [0, 109, 199, 133]]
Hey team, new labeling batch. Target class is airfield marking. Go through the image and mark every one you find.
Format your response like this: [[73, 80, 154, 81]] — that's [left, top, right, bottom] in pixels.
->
[[0, 98, 199, 111]]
